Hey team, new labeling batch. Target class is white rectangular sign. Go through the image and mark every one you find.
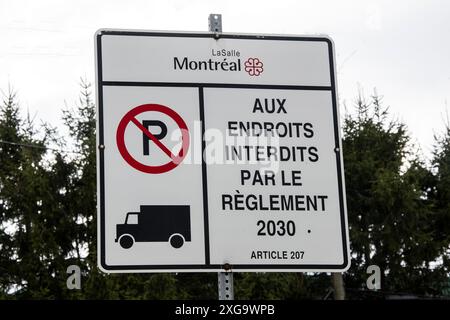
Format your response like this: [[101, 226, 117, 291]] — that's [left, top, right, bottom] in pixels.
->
[[95, 30, 350, 272]]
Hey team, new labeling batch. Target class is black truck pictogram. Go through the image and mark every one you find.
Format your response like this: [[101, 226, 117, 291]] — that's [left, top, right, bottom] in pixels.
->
[[115, 205, 191, 249]]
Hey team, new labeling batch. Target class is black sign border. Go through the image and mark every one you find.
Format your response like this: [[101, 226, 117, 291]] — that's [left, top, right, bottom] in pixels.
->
[[96, 30, 349, 272]]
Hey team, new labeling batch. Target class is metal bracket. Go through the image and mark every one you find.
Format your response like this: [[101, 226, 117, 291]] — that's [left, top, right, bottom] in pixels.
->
[[208, 13, 222, 39]]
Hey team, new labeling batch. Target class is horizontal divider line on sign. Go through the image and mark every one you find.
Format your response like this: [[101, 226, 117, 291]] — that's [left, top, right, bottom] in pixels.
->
[[101, 81, 333, 91]]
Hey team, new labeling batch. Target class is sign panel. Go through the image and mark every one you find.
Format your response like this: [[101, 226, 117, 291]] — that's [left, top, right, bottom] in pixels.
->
[[95, 30, 350, 272]]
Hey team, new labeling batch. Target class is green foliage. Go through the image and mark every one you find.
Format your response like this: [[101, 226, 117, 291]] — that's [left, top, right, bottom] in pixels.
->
[[0, 88, 79, 298], [431, 121, 450, 240], [235, 273, 331, 299], [429, 119, 450, 294], [342, 92, 450, 296]]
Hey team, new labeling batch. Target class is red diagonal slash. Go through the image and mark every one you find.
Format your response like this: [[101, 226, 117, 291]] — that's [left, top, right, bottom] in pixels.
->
[[130, 117, 177, 160]]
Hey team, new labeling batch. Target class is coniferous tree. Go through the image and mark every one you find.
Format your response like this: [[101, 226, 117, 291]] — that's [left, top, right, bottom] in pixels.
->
[[0, 89, 79, 298], [342, 92, 450, 297], [428, 120, 450, 295]]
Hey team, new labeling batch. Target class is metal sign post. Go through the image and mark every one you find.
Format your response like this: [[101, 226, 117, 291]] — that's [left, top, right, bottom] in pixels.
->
[[208, 13, 234, 301], [218, 270, 234, 300]]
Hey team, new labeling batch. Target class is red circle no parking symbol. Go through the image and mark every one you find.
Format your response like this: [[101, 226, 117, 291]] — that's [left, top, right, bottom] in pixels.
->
[[116, 104, 190, 174]]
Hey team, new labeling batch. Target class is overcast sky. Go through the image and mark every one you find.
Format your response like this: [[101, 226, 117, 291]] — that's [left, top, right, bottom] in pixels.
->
[[0, 0, 449, 159]]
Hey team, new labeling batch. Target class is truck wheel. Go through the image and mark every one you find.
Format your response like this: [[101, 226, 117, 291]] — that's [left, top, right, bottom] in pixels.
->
[[169, 234, 184, 249], [119, 234, 134, 249]]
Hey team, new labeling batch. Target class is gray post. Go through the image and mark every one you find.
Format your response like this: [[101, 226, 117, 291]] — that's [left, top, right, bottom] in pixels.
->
[[208, 13, 222, 33], [331, 272, 346, 300], [218, 270, 234, 300], [208, 13, 234, 301]]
